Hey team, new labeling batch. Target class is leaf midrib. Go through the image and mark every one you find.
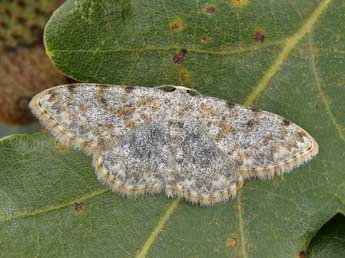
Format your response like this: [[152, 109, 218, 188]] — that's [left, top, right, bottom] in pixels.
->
[[47, 40, 283, 60]]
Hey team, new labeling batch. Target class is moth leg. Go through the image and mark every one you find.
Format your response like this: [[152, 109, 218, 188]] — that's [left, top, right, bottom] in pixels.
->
[[93, 123, 173, 197], [165, 118, 243, 206]]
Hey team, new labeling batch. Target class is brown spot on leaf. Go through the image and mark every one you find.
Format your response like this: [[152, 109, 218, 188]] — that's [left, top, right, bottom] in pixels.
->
[[255, 31, 265, 43], [298, 251, 306, 258], [57, 143, 68, 152], [173, 49, 188, 64], [179, 68, 191, 84], [204, 5, 216, 15], [226, 236, 238, 248], [230, 0, 248, 8], [169, 17, 184, 32], [201, 36, 210, 44], [74, 202, 84, 212]]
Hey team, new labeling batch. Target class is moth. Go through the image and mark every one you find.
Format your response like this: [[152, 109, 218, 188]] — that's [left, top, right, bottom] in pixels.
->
[[30, 84, 319, 206]]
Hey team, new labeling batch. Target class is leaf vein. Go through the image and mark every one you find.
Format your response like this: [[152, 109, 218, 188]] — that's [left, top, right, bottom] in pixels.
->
[[236, 191, 248, 258], [0, 188, 108, 223], [244, 0, 333, 105], [308, 34, 345, 143], [135, 199, 180, 258], [49, 40, 283, 57]]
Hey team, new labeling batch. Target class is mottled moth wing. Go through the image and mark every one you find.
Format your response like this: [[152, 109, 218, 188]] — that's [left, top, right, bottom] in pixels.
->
[[165, 118, 242, 205], [30, 84, 168, 154], [192, 96, 319, 179], [93, 123, 171, 197], [93, 117, 242, 206], [30, 83, 319, 206]]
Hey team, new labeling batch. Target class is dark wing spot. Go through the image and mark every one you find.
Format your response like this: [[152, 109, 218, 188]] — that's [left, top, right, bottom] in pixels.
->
[[249, 106, 260, 112], [295, 131, 307, 142], [186, 89, 199, 96], [48, 91, 58, 102], [100, 96, 107, 105], [226, 101, 236, 109], [282, 119, 290, 126], [246, 119, 255, 128], [298, 131, 306, 138], [67, 84, 77, 93], [125, 86, 135, 93], [159, 85, 176, 92]]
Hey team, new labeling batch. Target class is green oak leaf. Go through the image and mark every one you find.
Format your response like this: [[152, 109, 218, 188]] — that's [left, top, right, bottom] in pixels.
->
[[308, 214, 345, 258], [1, 0, 345, 257]]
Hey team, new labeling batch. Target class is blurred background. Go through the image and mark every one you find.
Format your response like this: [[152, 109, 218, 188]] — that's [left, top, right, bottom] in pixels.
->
[[0, 0, 70, 137]]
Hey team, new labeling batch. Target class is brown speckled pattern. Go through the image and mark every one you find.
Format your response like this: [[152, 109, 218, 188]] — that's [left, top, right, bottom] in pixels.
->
[[30, 84, 318, 206]]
